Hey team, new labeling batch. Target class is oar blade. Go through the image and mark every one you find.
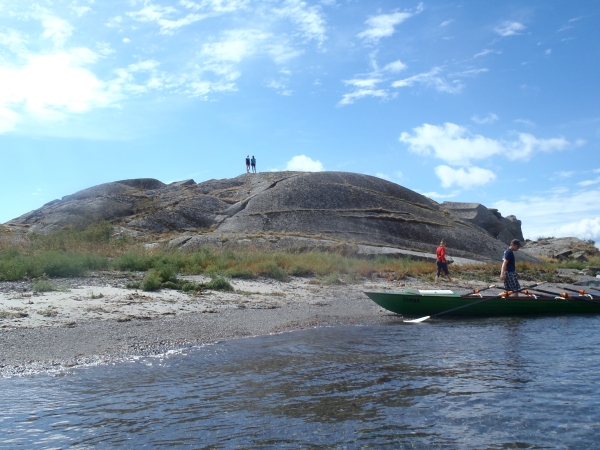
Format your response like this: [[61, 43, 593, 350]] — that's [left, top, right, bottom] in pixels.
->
[[404, 315, 430, 324]]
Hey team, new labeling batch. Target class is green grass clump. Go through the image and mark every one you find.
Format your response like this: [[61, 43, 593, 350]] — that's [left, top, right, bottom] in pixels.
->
[[0, 249, 108, 281], [256, 261, 287, 281], [32, 280, 60, 292], [224, 267, 255, 279], [140, 270, 163, 292], [289, 263, 312, 277], [206, 275, 234, 292]]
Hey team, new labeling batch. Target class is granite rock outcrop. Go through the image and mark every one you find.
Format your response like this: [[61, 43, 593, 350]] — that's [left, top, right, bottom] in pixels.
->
[[441, 202, 524, 245], [6, 171, 539, 263]]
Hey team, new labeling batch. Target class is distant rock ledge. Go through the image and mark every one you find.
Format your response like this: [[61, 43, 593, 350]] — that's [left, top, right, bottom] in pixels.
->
[[4, 171, 542, 263]]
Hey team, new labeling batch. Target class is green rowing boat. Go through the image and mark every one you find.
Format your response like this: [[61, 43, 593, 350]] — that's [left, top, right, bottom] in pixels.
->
[[364, 289, 600, 318]]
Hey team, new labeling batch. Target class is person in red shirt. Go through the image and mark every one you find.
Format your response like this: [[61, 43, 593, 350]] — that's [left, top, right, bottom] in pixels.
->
[[435, 240, 452, 283]]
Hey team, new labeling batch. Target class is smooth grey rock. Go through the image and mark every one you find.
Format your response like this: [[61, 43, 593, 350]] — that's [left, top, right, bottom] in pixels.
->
[[167, 235, 193, 248]]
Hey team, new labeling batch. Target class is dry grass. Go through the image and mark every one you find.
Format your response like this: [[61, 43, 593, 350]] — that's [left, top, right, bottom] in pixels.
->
[[1, 221, 591, 284]]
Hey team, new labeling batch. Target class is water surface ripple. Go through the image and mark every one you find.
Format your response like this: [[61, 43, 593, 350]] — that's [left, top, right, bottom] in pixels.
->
[[2, 316, 600, 448]]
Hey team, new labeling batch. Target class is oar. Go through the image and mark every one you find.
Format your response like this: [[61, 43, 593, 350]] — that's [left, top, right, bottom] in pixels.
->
[[404, 282, 547, 323], [561, 286, 600, 299], [464, 284, 497, 296], [527, 287, 574, 297]]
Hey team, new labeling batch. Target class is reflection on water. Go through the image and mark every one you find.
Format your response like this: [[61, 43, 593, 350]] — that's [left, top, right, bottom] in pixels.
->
[[2, 316, 600, 448]]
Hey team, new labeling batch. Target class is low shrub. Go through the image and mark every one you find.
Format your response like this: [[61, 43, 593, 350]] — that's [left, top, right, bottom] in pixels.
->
[[289, 263, 312, 277], [224, 267, 255, 279], [257, 261, 287, 281], [32, 280, 59, 292], [206, 275, 233, 292], [140, 270, 162, 292], [181, 282, 203, 292]]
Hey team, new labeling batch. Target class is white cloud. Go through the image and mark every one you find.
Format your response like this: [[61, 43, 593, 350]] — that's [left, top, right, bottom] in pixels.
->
[[391, 67, 463, 94], [0, 29, 29, 58], [201, 29, 268, 62], [267, 79, 292, 96], [578, 176, 600, 187], [105, 16, 123, 28], [275, 0, 327, 45], [96, 42, 115, 56], [70, 5, 92, 17], [545, 48, 552, 55], [494, 21, 526, 37], [180, 0, 249, 13], [554, 218, 600, 243], [0, 49, 120, 133], [358, 4, 423, 43], [338, 89, 388, 106], [435, 165, 496, 189], [474, 49, 497, 58], [421, 191, 459, 199], [453, 68, 488, 77], [376, 172, 392, 181], [514, 118, 535, 127], [471, 113, 498, 124], [440, 20, 453, 27], [127, 2, 207, 34], [383, 60, 407, 73], [122, 38, 131, 43], [399, 123, 578, 166], [343, 78, 382, 88], [556, 171, 574, 178], [494, 188, 600, 241], [41, 13, 74, 47], [286, 155, 324, 171]]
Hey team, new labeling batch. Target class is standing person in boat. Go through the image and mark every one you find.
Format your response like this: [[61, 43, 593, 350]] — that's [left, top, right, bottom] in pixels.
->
[[245, 155, 251, 173], [251, 155, 256, 173], [501, 239, 521, 297], [435, 240, 452, 283]]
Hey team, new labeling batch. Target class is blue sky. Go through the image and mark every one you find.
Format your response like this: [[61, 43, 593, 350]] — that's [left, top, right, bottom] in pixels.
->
[[1, 0, 599, 242]]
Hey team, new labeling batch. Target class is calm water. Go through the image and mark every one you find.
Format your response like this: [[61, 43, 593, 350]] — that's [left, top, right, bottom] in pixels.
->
[[2, 317, 600, 449]]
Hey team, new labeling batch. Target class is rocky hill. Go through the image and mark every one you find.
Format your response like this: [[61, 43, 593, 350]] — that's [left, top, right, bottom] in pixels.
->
[[522, 237, 599, 262], [5, 171, 538, 263]]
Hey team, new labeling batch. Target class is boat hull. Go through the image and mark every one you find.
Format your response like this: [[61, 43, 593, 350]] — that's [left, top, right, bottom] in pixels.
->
[[364, 291, 600, 318]]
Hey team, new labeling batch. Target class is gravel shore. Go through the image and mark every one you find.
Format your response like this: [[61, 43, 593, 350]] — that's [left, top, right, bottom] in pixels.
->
[[2, 271, 592, 378], [2, 273, 434, 377]]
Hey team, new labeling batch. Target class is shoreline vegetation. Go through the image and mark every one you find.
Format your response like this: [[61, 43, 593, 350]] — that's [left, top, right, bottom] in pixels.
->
[[1, 222, 598, 376], [1, 222, 596, 287]]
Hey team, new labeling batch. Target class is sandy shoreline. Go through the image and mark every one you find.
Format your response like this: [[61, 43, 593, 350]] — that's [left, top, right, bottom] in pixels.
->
[[2, 273, 443, 377]]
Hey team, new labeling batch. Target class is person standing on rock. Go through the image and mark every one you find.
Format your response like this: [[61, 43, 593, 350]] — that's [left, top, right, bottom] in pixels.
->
[[251, 155, 256, 173], [501, 239, 521, 297], [245, 156, 251, 173], [435, 240, 452, 283]]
